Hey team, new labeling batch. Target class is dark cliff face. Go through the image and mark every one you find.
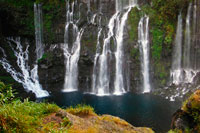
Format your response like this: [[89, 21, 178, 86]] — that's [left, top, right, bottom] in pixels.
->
[[0, 0, 199, 99]]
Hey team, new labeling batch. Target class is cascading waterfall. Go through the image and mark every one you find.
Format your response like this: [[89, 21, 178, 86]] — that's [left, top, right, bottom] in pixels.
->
[[94, 14, 116, 95], [183, 3, 192, 69], [91, 17, 103, 94], [138, 16, 151, 93], [0, 3, 49, 98], [192, 0, 197, 70], [171, 2, 199, 86], [114, 4, 135, 95], [169, 2, 200, 100], [183, 3, 196, 83], [63, 0, 84, 92], [34, 3, 44, 59], [171, 13, 183, 85], [91, 0, 137, 95], [0, 38, 49, 98]]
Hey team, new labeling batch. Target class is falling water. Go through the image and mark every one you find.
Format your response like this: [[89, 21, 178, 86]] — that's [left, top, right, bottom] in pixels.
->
[[114, 5, 135, 95], [91, 0, 137, 95], [183, 3, 192, 69], [183, 2, 199, 83], [192, 0, 197, 70], [171, 13, 183, 85], [0, 38, 49, 98], [95, 14, 116, 95], [91, 17, 103, 94], [34, 3, 44, 59], [138, 16, 151, 93], [168, 3, 200, 100], [116, 0, 137, 11], [63, 0, 84, 92]]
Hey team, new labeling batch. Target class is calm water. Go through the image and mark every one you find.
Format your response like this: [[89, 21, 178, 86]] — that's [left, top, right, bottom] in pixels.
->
[[39, 92, 181, 133]]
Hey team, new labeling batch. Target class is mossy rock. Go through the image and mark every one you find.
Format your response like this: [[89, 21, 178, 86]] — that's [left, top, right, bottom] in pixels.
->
[[170, 89, 200, 132]]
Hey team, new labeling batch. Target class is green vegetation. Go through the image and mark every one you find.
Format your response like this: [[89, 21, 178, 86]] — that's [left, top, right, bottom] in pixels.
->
[[154, 62, 169, 86], [151, 28, 163, 60], [0, 0, 65, 43], [182, 90, 200, 128], [148, 0, 188, 61], [168, 128, 192, 133], [0, 82, 98, 132], [0, 100, 60, 132], [128, 7, 140, 42], [127, 0, 190, 88], [38, 52, 54, 63], [128, 0, 189, 61], [66, 104, 96, 116], [0, 76, 15, 84], [0, 82, 15, 104]]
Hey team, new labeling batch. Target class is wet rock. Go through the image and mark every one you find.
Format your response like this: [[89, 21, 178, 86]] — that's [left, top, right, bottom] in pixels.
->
[[170, 89, 200, 132], [38, 44, 65, 93]]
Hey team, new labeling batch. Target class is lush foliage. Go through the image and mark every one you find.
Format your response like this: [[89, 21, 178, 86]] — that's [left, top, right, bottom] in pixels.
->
[[0, 82, 15, 104], [138, 0, 189, 61], [0, 99, 61, 132], [0, 83, 99, 132]]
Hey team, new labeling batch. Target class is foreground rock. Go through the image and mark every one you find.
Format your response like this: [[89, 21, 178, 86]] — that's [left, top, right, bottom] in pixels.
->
[[44, 109, 154, 133], [170, 89, 200, 132]]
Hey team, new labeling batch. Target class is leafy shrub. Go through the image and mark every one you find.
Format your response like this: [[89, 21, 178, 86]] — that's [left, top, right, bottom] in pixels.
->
[[0, 82, 15, 104]]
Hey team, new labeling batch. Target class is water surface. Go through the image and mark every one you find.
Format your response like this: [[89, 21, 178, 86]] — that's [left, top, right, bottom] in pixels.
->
[[39, 92, 181, 133]]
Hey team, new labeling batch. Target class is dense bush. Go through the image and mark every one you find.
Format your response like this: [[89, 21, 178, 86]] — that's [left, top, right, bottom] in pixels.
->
[[0, 82, 15, 104]]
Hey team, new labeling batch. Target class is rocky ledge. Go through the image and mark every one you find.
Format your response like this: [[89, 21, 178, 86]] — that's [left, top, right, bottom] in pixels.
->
[[45, 109, 154, 133], [170, 89, 200, 132]]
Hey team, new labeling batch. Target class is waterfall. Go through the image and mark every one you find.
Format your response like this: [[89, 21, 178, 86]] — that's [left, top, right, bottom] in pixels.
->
[[91, 17, 103, 94], [94, 14, 116, 95], [91, 0, 137, 96], [0, 38, 49, 98], [138, 16, 151, 93], [34, 3, 44, 60], [63, 0, 84, 92], [116, 0, 137, 11], [171, 3, 199, 86], [0, 3, 48, 98], [114, 4, 135, 95], [171, 13, 183, 85], [192, 0, 197, 70], [183, 3, 192, 69]]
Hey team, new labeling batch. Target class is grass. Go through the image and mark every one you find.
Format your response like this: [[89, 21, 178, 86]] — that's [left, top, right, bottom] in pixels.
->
[[66, 104, 96, 117], [0, 99, 97, 132], [101, 115, 129, 126], [0, 99, 60, 132]]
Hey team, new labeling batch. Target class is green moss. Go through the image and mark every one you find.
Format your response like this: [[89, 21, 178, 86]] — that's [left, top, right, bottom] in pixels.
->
[[154, 62, 168, 86], [38, 52, 54, 63], [128, 7, 140, 42], [151, 28, 163, 60], [179, 90, 200, 132]]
